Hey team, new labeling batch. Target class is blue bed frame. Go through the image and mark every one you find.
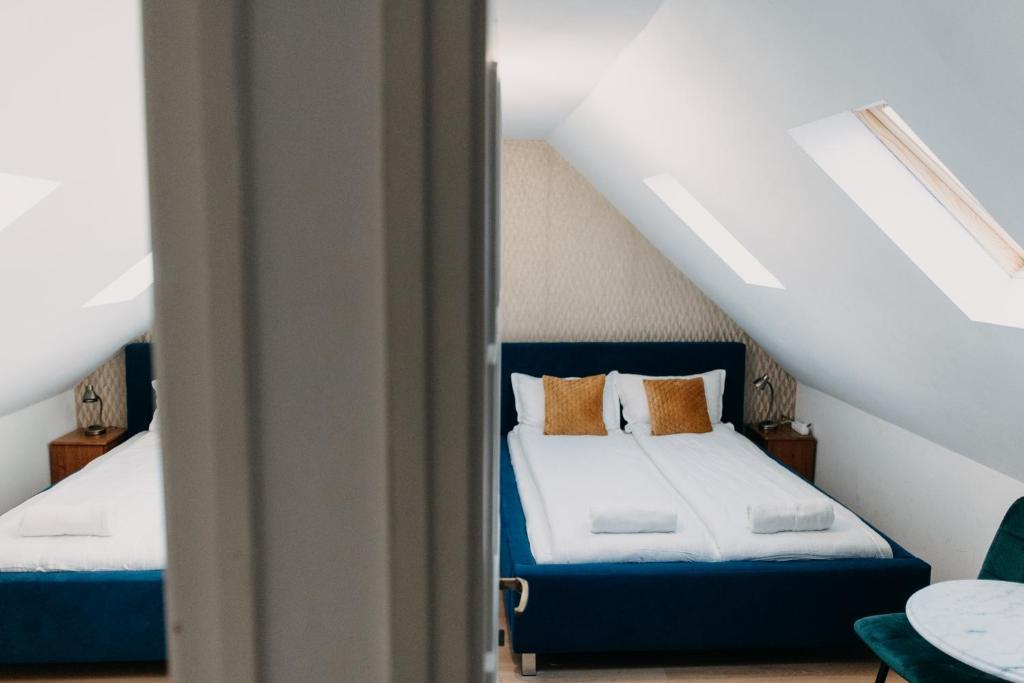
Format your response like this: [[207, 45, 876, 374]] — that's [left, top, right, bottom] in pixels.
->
[[500, 342, 930, 664], [0, 342, 166, 664]]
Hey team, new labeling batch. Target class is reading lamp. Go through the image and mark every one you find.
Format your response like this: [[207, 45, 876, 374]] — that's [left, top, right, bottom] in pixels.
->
[[752, 374, 778, 431], [81, 385, 107, 436]]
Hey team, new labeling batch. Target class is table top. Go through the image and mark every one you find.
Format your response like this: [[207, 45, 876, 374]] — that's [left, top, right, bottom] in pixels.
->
[[51, 426, 127, 447], [743, 424, 815, 442], [907, 579, 1024, 682]]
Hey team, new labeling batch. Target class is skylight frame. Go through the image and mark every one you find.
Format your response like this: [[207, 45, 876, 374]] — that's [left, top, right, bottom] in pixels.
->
[[790, 106, 1024, 330], [644, 174, 784, 289], [855, 103, 1024, 278]]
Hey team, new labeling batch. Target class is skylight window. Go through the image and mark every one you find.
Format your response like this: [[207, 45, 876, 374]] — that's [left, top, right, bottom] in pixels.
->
[[644, 174, 784, 289], [790, 105, 1024, 329], [856, 104, 1024, 277], [0, 173, 60, 235], [83, 253, 153, 308]]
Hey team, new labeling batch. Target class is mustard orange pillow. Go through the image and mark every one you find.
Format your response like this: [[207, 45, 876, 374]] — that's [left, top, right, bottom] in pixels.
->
[[643, 378, 712, 436], [543, 374, 608, 436]]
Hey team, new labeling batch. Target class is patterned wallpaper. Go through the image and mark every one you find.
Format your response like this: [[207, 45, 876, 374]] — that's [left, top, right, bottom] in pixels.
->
[[70, 141, 794, 427], [500, 140, 795, 422], [74, 330, 152, 429]]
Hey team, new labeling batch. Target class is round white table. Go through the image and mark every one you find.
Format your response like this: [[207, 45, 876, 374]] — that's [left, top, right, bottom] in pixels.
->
[[906, 579, 1024, 682]]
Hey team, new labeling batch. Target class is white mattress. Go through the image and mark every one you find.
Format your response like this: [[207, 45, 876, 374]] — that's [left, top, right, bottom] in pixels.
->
[[511, 424, 892, 564], [509, 427, 717, 564], [0, 431, 166, 572]]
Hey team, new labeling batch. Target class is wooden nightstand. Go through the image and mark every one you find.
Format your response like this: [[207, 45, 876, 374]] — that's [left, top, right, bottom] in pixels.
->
[[49, 427, 127, 484], [744, 423, 817, 484]]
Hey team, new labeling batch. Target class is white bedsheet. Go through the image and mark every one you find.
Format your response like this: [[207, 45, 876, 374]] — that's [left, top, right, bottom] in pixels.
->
[[0, 432, 166, 572], [633, 425, 892, 561], [508, 427, 718, 564]]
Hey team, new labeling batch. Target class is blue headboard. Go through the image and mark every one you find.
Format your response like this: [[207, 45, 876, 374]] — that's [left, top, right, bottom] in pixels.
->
[[500, 341, 746, 435], [125, 342, 155, 438]]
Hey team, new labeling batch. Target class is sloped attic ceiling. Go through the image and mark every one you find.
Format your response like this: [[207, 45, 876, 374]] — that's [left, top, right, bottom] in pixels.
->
[[0, 0, 151, 418], [496, 0, 662, 138], [501, 0, 1024, 481]]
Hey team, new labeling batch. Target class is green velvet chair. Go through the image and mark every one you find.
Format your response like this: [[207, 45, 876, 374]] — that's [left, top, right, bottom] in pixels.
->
[[855, 497, 1024, 683]]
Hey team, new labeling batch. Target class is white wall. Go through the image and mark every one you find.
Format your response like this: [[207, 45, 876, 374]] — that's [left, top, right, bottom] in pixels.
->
[[496, 0, 661, 138], [797, 384, 1024, 582], [0, 391, 75, 513], [547, 0, 1024, 483], [0, 0, 151, 420]]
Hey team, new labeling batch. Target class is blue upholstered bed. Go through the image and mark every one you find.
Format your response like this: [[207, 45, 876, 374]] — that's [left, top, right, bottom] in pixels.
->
[[499, 342, 930, 664], [0, 342, 165, 664]]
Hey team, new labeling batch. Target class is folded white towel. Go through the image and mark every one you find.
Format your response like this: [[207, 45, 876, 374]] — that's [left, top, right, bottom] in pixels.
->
[[19, 503, 111, 537], [747, 499, 834, 534], [590, 504, 677, 534]]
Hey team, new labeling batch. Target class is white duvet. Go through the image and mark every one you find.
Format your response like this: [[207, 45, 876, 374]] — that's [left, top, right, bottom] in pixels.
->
[[509, 427, 717, 564], [634, 425, 892, 561], [511, 424, 892, 564], [0, 432, 166, 572]]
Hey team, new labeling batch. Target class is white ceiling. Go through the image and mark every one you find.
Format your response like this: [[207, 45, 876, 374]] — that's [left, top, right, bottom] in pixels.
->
[[500, 0, 1024, 481], [496, 0, 662, 138], [0, 0, 151, 417]]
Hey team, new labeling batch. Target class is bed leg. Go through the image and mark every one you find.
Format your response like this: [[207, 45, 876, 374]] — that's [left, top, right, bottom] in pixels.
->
[[520, 652, 537, 676], [874, 662, 889, 683]]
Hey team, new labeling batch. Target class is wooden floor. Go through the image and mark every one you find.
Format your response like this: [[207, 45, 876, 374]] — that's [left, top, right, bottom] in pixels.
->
[[497, 647, 906, 682], [0, 655, 904, 683], [0, 629, 905, 683], [0, 647, 906, 683]]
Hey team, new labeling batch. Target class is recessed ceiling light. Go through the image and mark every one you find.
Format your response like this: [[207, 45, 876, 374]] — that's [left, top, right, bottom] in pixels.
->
[[791, 105, 1024, 329], [0, 173, 60, 234], [644, 174, 784, 289], [83, 253, 153, 308]]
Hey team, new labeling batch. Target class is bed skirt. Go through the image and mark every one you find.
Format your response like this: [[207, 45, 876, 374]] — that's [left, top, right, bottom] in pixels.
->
[[0, 569, 165, 664]]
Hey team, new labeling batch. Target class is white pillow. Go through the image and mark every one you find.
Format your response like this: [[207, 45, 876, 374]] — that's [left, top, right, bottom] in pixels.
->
[[616, 369, 726, 432], [511, 372, 621, 433], [20, 503, 111, 537], [148, 379, 160, 432]]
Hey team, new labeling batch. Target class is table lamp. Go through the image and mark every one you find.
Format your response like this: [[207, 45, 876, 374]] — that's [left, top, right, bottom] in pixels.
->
[[752, 374, 778, 431], [81, 384, 107, 436]]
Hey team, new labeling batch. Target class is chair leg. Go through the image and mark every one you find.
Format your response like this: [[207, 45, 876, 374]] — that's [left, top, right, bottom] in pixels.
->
[[521, 652, 537, 676], [874, 662, 890, 683]]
